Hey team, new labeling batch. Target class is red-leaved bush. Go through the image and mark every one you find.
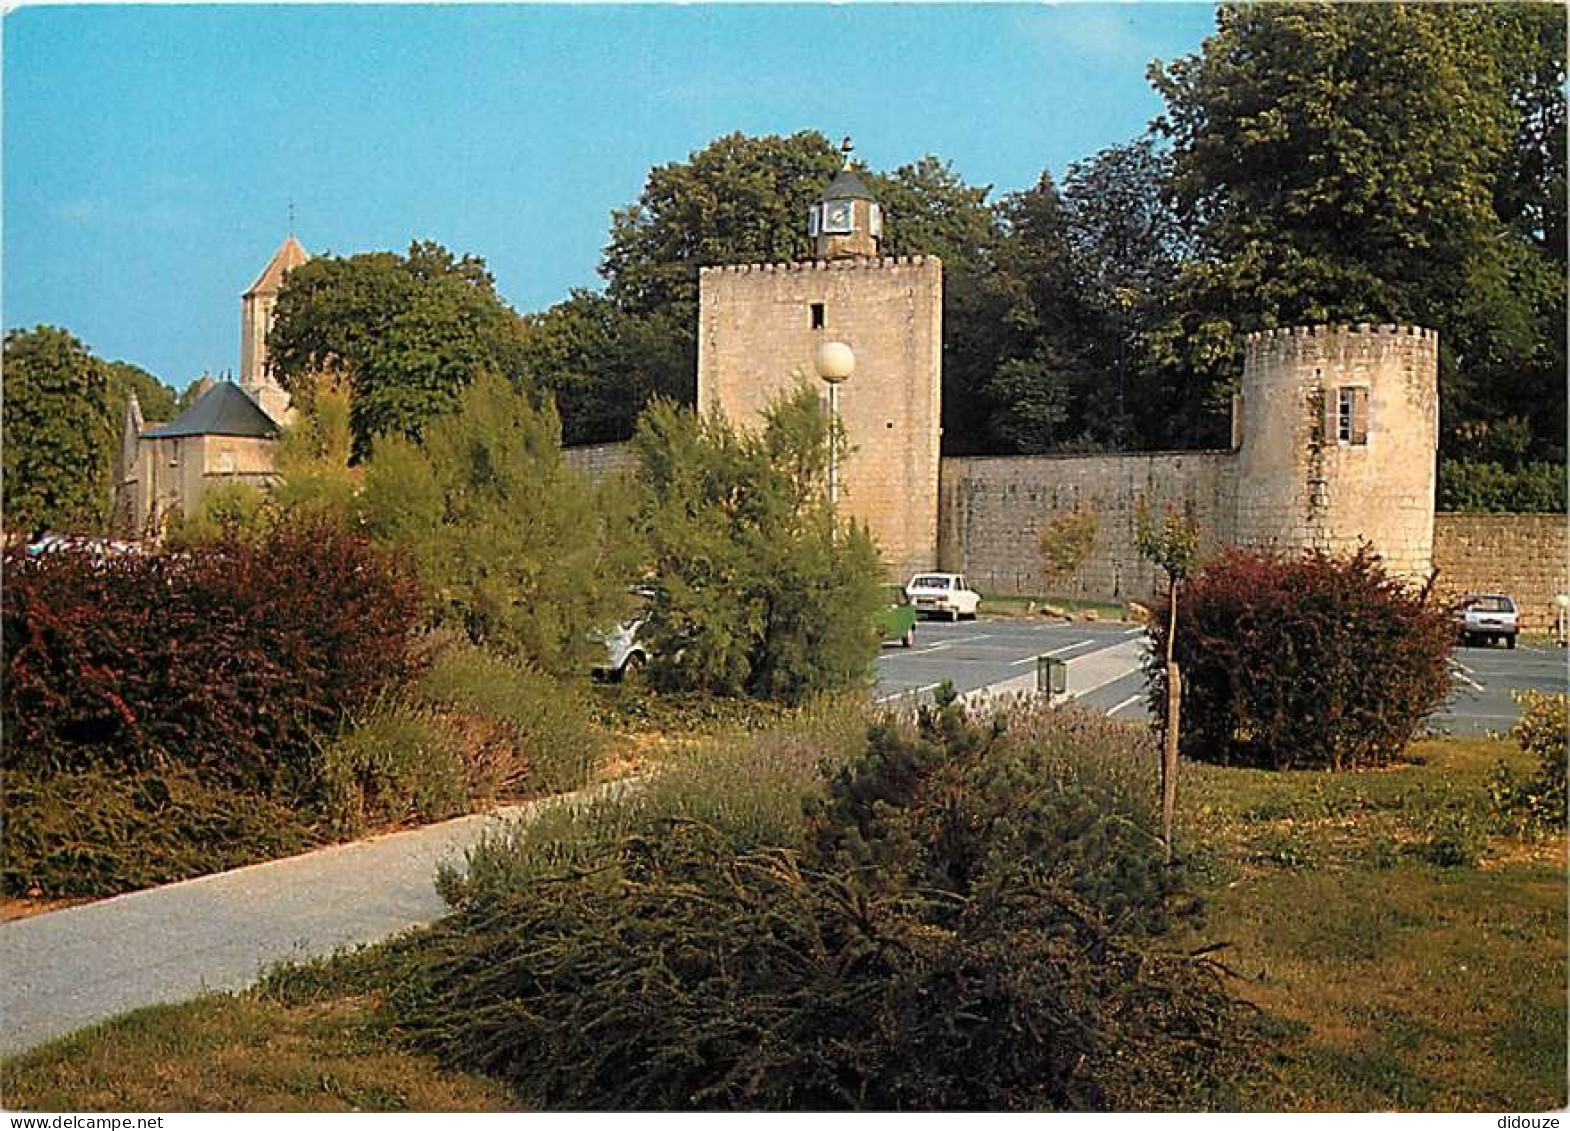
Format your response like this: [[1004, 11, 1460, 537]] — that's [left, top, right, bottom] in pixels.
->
[[1145, 546, 1455, 770], [3, 517, 422, 791]]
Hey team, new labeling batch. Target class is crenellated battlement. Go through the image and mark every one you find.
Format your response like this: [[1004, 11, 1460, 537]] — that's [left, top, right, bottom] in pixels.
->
[[1243, 323, 1439, 374], [1244, 323, 1437, 343], [699, 254, 941, 277]]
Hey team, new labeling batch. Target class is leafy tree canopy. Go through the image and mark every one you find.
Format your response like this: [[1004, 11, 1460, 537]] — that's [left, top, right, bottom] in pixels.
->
[[360, 369, 637, 676], [632, 386, 884, 703], [1148, 2, 1566, 459], [267, 240, 531, 459], [3, 326, 111, 537]]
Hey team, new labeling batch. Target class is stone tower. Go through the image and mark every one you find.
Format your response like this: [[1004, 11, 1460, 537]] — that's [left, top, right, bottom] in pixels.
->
[[239, 235, 308, 423], [697, 162, 942, 579], [1235, 323, 1439, 580]]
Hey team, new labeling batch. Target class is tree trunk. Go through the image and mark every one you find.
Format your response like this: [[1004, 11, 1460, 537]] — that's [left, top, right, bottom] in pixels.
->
[[1162, 580, 1180, 863], [1163, 661, 1180, 864]]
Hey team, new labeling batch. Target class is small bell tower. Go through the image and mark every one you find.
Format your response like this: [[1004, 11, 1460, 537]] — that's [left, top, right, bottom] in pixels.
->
[[808, 138, 882, 260]]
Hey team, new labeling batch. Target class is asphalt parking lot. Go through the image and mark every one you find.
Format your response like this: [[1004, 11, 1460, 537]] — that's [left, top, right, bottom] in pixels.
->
[[874, 616, 1567, 737]]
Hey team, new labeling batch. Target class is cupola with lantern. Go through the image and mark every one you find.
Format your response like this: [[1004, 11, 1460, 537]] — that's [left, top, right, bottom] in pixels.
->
[[808, 138, 883, 260]]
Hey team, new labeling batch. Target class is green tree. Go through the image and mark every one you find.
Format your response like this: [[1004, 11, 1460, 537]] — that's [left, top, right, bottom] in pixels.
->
[[632, 386, 884, 702], [360, 370, 635, 676], [1147, 3, 1566, 458], [267, 241, 530, 459], [1059, 139, 1190, 450], [101, 360, 177, 424], [3, 327, 110, 536]]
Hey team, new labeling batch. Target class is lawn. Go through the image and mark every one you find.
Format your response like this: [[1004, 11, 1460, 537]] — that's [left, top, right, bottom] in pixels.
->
[[3, 732, 1563, 1112]]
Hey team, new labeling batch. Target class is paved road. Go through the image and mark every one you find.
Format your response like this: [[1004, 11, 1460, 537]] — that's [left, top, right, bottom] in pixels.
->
[[875, 616, 1567, 736], [875, 618, 1143, 703]]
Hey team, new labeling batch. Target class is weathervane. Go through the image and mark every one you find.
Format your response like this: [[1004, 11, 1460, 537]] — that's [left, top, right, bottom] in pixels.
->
[[287, 199, 296, 236], [839, 136, 854, 169]]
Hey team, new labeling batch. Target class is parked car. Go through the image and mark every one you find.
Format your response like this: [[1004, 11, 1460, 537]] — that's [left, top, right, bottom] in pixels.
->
[[592, 588, 655, 680], [905, 572, 981, 621], [1458, 593, 1519, 649], [591, 616, 648, 681], [875, 585, 917, 647]]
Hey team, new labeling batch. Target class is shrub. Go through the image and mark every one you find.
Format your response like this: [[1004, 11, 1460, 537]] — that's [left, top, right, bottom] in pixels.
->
[[2, 767, 318, 898], [1489, 691, 1569, 836], [1147, 546, 1455, 770], [2, 516, 422, 791], [361, 370, 638, 677], [318, 703, 468, 837], [393, 701, 1251, 1110], [445, 695, 870, 906], [1437, 459, 1567, 513], [1037, 507, 1098, 591], [417, 645, 603, 795], [632, 389, 884, 703]]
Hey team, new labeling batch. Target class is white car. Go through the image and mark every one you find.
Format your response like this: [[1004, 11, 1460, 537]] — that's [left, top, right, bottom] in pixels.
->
[[1458, 594, 1519, 649], [592, 617, 649, 680], [906, 572, 982, 622]]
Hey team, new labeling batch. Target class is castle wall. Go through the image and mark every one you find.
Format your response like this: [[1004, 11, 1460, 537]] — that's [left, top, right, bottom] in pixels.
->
[[561, 440, 639, 481], [697, 256, 943, 579], [938, 451, 1239, 599], [1236, 324, 1438, 579], [1433, 513, 1569, 633]]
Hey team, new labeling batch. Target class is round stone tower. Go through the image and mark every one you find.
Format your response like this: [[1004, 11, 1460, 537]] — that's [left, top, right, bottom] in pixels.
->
[[1234, 323, 1439, 580]]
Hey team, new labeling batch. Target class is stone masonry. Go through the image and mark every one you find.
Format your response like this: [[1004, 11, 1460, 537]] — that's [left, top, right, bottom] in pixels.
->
[[1235, 324, 1439, 580], [696, 256, 943, 580], [1432, 513, 1569, 632], [938, 450, 1238, 601]]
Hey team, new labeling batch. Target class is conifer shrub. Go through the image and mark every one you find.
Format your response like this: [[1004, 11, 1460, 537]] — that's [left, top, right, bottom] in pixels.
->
[[632, 389, 884, 704], [1146, 546, 1454, 770], [389, 701, 1252, 1110], [2, 516, 422, 792], [2, 767, 319, 898]]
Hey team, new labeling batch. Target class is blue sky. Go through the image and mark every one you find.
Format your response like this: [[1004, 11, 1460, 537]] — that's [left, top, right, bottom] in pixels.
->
[[4, 3, 1218, 390]]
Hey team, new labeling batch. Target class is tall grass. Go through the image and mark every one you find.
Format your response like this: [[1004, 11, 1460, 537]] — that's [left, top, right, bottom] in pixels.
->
[[418, 646, 603, 794], [440, 694, 870, 906]]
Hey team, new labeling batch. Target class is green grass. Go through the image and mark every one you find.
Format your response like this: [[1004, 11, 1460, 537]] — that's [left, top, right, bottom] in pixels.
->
[[983, 593, 1132, 621], [0, 992, 511, 1112], [1177, 736, 1568, 1111], [3, 731, 1562, 1112]]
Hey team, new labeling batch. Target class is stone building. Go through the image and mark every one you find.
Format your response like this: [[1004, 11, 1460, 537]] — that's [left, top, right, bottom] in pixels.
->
[[112, 381, 281, 538], [112, 238, 302, 537], [940, 324, 1442, 598], [239, 235, 308, 424], [697, 163, 942, 579], [689, 162, 1446, 597]]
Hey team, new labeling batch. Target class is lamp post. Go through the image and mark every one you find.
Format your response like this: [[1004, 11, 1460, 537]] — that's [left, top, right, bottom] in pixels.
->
[[813, 341, 855, 510]]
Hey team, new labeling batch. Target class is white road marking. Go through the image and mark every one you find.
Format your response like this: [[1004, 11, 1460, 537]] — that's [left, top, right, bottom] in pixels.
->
[[1010, 639, 1097, 664], [874, 682, 942, 705], [1107, 693, 1145, 717], [1450, 665, 1486, 692]]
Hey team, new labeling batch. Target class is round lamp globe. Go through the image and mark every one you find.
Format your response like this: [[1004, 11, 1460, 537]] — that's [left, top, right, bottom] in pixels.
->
[[813, 341, 856, 384]]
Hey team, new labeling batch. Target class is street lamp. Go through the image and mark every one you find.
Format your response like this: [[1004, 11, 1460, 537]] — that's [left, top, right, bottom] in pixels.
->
[[813, 341, 855, 509]]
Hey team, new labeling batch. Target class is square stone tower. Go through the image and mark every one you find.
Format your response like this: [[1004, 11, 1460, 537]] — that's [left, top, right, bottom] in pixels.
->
[[696, 162, 943, 579]]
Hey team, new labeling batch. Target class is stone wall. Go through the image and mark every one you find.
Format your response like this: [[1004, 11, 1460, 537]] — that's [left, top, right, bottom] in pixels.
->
[[938, 451, 1238, 600], [697, 256, 943, 579], [561, 440, 637, 481], [1432, 513, 1569, 633]]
